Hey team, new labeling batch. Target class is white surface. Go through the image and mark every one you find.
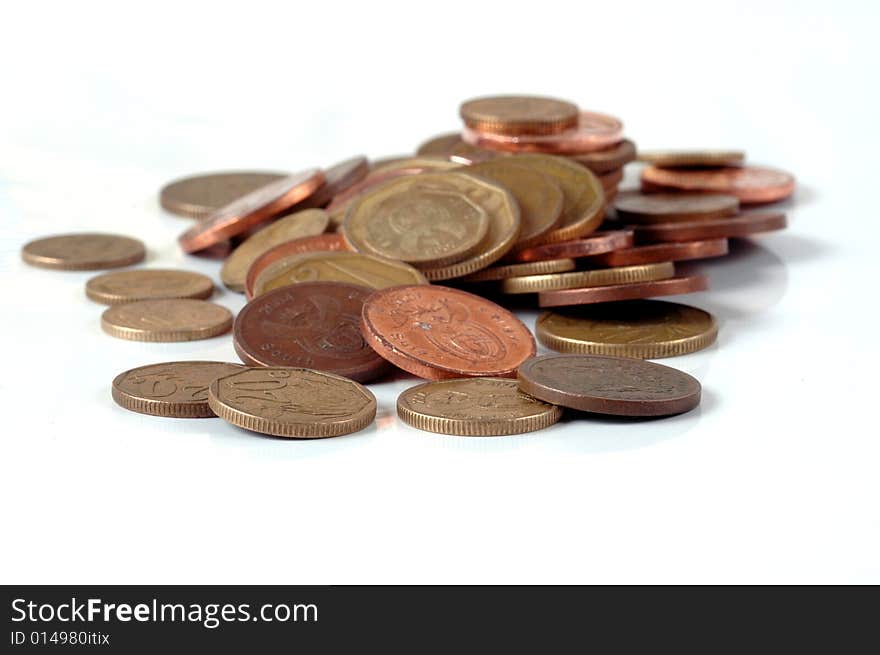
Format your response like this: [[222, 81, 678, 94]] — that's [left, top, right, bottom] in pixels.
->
[[1, 0, 878, 584]]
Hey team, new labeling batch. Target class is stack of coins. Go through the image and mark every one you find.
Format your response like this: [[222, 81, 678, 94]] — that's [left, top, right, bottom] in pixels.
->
[[21, 94, 796, 438]]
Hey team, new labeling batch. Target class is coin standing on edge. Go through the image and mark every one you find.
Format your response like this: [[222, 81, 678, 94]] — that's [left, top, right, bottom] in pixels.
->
[[398, 378, 562, 436], [86, 269, 214, 305], [22, 233, 146, 271], [159, 171, 287, 219], [101, 299, 233, 342], [537, 275, 709, 307]]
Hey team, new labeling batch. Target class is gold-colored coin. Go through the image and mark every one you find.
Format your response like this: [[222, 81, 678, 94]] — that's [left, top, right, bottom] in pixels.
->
[[86, 269, 214, 305], [501, 262, 675, 294], [511, 154, 605, 244], [343, 172, 492, 268], [220, 209, 329, 292], [112, 361, 246, 418], [536, 300, 718, 358], [22, 233, 146, 271], [467, 158, 564, 248], [159, 171, 287, 219], [416, 132, 495, 164], [459, 95, 579, 135], [461, 258, 575, 282], [397, 378, 562, 436], [368, 156, 462, 176], [637, 150, 745, 168], [251, 251, 427, 297], [208, 367, 376, 438], [101, 299, 233, 342]]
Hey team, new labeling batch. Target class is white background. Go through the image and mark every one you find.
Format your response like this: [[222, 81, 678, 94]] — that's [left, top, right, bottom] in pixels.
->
[[1, 1, 878, 584]]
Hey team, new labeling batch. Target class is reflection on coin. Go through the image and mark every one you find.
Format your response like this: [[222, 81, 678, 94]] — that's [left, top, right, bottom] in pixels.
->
[[252, 251, 427, 297], [460, 95, 579, 135], [641, 165, 795, 203], [536, 300, 718, 358], [615, 192, 739, 223], [159, 171, 287, 219], [208, 367, 376, 438], [461, 258, 575, 283], [502, 262, 675, 294], [22, 233, 146, 271], [570, 139, 637, 174], [518, 354, 701, 416], [244, 233, 350, 299], [112, 361, 245, 417], [101, 299, 233, 342], [637, 150, 745, 168], [86, 269, 214, 305], [538, 275, 708, 307], [398, 378, 562, 436], [220, 209, 329, 292]]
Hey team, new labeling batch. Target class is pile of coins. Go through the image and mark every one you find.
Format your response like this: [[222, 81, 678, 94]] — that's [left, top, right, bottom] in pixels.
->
[[21, 94, 795, 438]]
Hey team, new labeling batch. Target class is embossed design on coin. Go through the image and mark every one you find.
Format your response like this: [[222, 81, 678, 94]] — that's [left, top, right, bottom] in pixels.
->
[[86, 269, 214, 305], [159, 171, 287, 219], [22, 233, 146, 271], [101, 299, 233, 342], [244, 233, 350, 299]]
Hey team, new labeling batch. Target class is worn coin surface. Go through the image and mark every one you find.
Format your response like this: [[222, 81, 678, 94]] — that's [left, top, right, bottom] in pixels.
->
[[518, 354, 701, 416], [22, 233, 146, 271], [159, 171, 287, 219], [397, 378, 562, 436], [361, 285, 536, 380], [511, 230, 633, 263], [502, 261, 675, 294], [614, 192, 739, 223], [233, 281, 390, 382], [461, 258, 576, 283], [536, 300, 718, 358], [637, 150, 745, 168], [244, 233, 350, 299], [641, 165, 795, 203], [459, 95, 579, 135], [86, 269, 214, 305], [580, 239, 729, 267], [463, 111, 624, 154], [292, 156, 369, 210], [632, 212, 787, 243], [112, 361, 246, 417], [101, 299, 233, 342], [220, 208, 329, 292], [538, 275, 708, 307], [570, 139, 637, 174], [208, 367, 376, 438], [252, 251, 427, 297]]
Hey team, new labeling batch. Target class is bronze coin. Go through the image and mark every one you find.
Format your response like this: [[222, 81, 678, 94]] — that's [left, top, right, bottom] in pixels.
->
[[580, 239, 729, 267], [360, 285, 536, 380], [244, 233, 350, 299], [597, 167, 623, 191], [459, 95, 579, 135], [501, 262, 675, 295], [101, 299, 233, 342], [159, 171, 287, 219], [641, 165, 795, 204], [416, 132, 495, 164], [538, 275, 709, 307], [637, 150, 745, 168], [233, 281, 390, 383], [86, 269, 214, 305], [463, 111, 624, 154], [291, 156, 369, 210], [22, 233, 146, 271], [518, 354, 701, 416], [615, 192, 739, 223], [511, 230, 633, 263], [460, 258, 576, 283], [631, 212, 787, 243], [570, 139, 637, 174]]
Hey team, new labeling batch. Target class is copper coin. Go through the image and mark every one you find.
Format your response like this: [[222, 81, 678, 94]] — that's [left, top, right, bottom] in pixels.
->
[[512, 230, 633, 263], [637, 150, 745, 168], [178, 169, 325, 253], [462, 111, 624, 154], [101, 299, 233, 342], [632, 212, 787, 243], [459, 95, 579, 136], [361, 285, 536, 380], [597, 167, 623, 191], [233, 281, 390, 383], [570, 139, 637, 174], [538, 275, 709, 308], [614, 192, 739, 223], [159, 171, 287, 219], [416, 132, 496, 164], [244, 233, 350, 299], [86, 269, 214, 305], [368, 156, 462, 177], [291, 156, 369, 210], [641, 165, 795, 204], [581, 238, 729, 267], [518, 354, 701, 417], [22, 233, 146, 271]]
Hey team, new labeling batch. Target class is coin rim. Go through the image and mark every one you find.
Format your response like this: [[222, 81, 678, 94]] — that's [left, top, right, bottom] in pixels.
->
[[159, 171, 288, 219], [85, 269, 215, 305], [22, 233, 146, 271], [502, 261, 675, 294], [101, 299, 233, 342], [460, 258, 576, 282]]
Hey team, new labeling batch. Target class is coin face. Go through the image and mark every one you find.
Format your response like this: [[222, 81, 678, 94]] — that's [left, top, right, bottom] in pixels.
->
[[233, 281, 390, 382], [22, 233, 146, 271], [518, 354, 701, 416], [580, 239, 729, 267], [463, 111, 624, 154], [501, 261, 675, 294], [641, 165, 795, 203], [220, 209, 329, 292], [361, 285, 536, 379], [460, 258, 576, 283], [112, 361, 246, 417], [251, 251, 427, 297], [86, 269, 214, 305], [538, 275, 708, 308], [244, 233, 350, 299], [631, 212, 787, 243], [637, 150, 745, 168], [459, 95, 579, 135], [208, 367, 376, 438], [614, 192, 739, 223], [512, 230, 633, 263], [570, 139, 637, 174], [536, 300, 718, 358], [159, 171, 287, 219], [397, 378, 562, 436], [101, 299, 233, 342]]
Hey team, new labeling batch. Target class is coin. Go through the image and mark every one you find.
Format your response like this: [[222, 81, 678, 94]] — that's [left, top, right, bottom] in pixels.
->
[[22, 233, 146, 271], [538, 275, 709, 307], [641, 165, 795, 203], [502, 262, 675, 294], [101, 299, 233, 342], [517, 354, 701, 416], [416, 132, 494, 164], [467, 158, 564, 248], [637, 150, 745, 168], [460, 258, 576, 282], [398, 378, 562, 436], [536, 300, 718, 358], [233, 281, 391, 382], [208, 367, 376, 438], [368, 156, 462, 176], [112, 361, 246, 417], [220, 208, 329, 292], [614, 192, 739, 223], [510, 154, 605, 243], [570, 139, 637, 174], [292, 156, 369, 210], [244, 233, 350, 299], [86, 269, 214, 305], [178, 169, 325, 253], [463, 111, 624, 154], [631, 212, 787, 243], [597, 167, 623, 191], [459, 95, 579, 135], [580, 239, 729, 267], [159, 171, 287, 219], [361, 285, 536, 380], [251, 251, 427, 297], [511, 230, 633, 263]]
